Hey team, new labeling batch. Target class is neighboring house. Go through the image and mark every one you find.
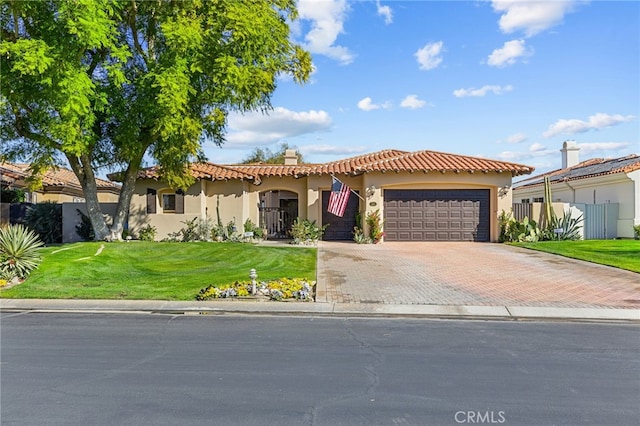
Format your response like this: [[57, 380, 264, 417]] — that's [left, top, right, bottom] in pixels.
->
[[126, 149, 533, 242], [513, 141, 640, 239], [0, 162, 121, 203], [1, 163, 121, 238]]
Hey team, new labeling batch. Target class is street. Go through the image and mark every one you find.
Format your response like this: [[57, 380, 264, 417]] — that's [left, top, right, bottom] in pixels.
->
[[1, 312, 638, 426]]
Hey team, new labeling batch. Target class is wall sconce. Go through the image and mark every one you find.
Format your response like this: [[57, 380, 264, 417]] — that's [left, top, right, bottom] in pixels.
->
[[498, 185, 510, 198], [365, 185, 376, 199]]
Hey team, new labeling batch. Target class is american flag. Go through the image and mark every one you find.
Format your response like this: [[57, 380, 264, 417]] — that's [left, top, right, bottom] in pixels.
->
[[327, 176, 351, 217]]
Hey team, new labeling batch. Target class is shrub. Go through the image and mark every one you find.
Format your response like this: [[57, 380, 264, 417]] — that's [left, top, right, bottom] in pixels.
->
[[353, 226, 370, 244], [544, 210, 583, 241], [366, 209, 384, 243], [138, 225, 157, 241], [1, 188, 26, 203], [0, 224, 44, 281], [75, 209, 95, 241], [502, 216, 542, 242], [633, 224, 640, 239], [498, 210, 512, 243], [243, 218, 264, 239], [24, 201, 62, 244], [290, 218, 328, 244], [166, 217, 214, 242]]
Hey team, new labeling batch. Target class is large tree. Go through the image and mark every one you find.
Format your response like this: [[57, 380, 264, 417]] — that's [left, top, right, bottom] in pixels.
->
[[0, 0, 311, 240]]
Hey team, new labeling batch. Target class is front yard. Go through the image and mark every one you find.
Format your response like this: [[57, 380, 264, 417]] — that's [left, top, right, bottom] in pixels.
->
[[0, 242, 317, 300], [512, 240, 640, 273]]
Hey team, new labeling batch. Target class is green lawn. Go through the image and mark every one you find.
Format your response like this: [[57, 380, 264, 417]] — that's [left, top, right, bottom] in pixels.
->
[[0, 242, 317, 300], [512, 240, 640, 273]]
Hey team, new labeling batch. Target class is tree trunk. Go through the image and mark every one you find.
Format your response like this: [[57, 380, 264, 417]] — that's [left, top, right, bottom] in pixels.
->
[[109, 157, 143, 241], [67, 154, 111, 241]]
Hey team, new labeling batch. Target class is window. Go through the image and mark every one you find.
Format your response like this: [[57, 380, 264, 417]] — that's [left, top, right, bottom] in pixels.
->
[[162, 193, 176, 212], [158, 189, 184, 214], [533, 197, 544, 203], [520, 198, 530, 204]]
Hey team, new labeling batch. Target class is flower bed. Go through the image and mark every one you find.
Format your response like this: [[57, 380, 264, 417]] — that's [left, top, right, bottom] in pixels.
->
[[196, 278, 315, 301]]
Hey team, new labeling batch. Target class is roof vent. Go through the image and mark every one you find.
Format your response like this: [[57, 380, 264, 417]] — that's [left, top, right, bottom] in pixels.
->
[[561, 140, 580, 169]]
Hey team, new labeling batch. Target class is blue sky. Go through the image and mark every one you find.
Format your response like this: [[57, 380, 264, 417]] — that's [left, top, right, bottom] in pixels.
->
[[205, 0, 639, 178]]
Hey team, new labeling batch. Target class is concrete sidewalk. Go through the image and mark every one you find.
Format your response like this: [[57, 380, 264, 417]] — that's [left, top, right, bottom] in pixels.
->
[[1, 299, 638, 322]]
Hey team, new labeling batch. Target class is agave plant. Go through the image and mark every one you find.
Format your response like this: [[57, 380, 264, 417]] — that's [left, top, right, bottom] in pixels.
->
[[547, 210, 583, 241], [0, 224, 44, 280]]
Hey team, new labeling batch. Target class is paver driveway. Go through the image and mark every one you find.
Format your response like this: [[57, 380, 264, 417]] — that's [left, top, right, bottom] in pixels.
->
[[317, 242, 640, 309]]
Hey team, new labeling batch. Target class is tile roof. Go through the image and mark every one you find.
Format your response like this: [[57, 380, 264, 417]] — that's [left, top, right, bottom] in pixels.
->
[[514, 154, 640, 189], [135, 149, 535, 183], [309, 150, 533, 175], [0, 162, 121, 191]]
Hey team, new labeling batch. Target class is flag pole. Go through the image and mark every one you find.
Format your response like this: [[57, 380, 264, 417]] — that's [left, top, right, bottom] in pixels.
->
[[331, 174, 365, 201]]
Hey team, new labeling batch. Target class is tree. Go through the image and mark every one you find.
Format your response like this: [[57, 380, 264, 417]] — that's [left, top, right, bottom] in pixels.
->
[[0, 0, 311, 240], [241, 142, 304, 164]]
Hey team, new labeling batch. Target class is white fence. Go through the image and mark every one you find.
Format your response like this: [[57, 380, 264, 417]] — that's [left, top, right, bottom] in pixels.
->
[[512, 202, 620, 240]]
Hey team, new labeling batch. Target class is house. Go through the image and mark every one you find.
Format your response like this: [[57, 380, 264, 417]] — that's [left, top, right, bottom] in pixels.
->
[[1, 163, 121, 238], [126, 149, 534, 242], [513, 141, 640, 239], [0, 162, 121, 203]]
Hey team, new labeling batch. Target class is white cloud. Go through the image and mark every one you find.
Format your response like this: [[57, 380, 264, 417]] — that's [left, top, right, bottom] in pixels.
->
[[487, 39, 532, 67], [301, 144, 368, 155], [400, 95, 427, 109], [357, 97, 391, 111], [297, 0, 354, 65], [492, 0, 580, 37], [453, 85, 513, 98], [543, 113, 635, 138], [529, 142, 547, 152], [415, 41, 444, 71], [226, 107, 332, 145], [376, 1, 393, 25], [578, 142, 632, 154], [501, 133, 527, 144], [496, 142, 556, 162]]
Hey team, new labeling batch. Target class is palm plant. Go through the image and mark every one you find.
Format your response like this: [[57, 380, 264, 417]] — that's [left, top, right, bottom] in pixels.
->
[[0, 224, 44, 280]]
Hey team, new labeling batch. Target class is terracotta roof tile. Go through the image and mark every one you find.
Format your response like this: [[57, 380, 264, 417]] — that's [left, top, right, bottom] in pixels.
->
[[135, 148, 535, 183], [1, 163, 120, 191], [307, 149, 533, 175]]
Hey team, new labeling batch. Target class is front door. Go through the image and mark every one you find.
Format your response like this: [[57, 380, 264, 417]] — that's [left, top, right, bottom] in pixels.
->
[[321, 190, 359, 240]]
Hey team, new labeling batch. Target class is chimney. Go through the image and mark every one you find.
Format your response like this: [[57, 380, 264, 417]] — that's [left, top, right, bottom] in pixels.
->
[[284, 149, 298, 165], [561, 140, 580, 169]]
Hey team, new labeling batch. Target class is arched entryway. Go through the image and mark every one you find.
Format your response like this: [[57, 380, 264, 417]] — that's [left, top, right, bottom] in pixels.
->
[[259, 190, 298, 239]]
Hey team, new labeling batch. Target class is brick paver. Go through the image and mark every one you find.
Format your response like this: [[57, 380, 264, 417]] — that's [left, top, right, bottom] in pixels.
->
[[317, 241, 640, 309]]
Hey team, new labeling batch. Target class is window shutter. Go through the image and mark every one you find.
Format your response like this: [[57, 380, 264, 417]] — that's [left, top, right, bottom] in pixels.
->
[[175, 191, 184, 214], [146, 189, 156, 214]]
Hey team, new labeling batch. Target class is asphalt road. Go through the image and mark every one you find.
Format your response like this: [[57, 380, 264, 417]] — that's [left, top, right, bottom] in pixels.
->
[[1, 312, 638, 426]]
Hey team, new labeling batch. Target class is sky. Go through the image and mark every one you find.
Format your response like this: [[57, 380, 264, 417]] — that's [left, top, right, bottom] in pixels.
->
[[203, 0, 639, 179]]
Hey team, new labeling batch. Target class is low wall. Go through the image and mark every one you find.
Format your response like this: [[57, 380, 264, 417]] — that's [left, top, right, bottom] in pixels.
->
[[61, 203, 118, 243]]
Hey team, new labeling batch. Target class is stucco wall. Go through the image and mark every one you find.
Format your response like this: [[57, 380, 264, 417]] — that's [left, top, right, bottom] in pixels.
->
[[62, 203, 118, 243], [130, 170, 516, 242]]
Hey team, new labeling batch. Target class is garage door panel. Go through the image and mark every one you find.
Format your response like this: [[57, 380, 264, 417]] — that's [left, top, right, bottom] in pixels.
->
[[384, 189, 490, 242]]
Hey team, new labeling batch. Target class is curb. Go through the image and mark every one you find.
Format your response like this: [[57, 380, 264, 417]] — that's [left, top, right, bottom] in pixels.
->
[[1, 299, 638, 323]]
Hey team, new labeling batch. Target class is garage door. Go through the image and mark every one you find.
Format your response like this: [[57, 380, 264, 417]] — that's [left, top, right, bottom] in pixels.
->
[[322, 190, 359, 240], [383, 189, 490, 242]]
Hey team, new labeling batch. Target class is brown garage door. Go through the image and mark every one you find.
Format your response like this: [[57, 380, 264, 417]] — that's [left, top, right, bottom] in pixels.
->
[[383, 189, 490, 242], [322, 190, 359, 240]]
